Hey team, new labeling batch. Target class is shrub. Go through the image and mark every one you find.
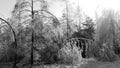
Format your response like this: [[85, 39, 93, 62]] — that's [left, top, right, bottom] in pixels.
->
[[97, 47, 119, 62], [58, 43, 82, 64], [39, 43, 59, 64], [0, 47, 24, 63], [92, 43, 119, 62], [86, 42, 96, 58]]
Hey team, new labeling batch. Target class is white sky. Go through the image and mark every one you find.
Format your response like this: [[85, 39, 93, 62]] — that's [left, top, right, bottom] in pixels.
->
[[0, 0, 120, 19]]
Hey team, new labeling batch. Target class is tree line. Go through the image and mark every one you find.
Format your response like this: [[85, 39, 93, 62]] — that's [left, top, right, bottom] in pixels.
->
[[0, 0, 120, 68]]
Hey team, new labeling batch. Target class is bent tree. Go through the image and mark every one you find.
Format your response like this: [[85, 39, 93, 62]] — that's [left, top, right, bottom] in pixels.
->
[[0, 18, 17, 68]]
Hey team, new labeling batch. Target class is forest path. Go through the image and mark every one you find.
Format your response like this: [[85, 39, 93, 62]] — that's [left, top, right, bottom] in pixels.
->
[[0, 58, 120, 68], [32, 58, 120, 68], [84, 58, 120, 68]]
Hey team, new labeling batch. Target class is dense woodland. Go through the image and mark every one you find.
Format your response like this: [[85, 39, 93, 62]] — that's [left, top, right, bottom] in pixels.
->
[[0, 0, 120, 68]]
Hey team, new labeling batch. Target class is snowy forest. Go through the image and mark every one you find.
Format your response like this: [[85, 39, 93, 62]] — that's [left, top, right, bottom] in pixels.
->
[[0, 0, 120, 68]]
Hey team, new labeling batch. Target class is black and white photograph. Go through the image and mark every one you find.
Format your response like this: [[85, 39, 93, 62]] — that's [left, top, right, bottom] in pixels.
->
[[0, 0, 120, 68]]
